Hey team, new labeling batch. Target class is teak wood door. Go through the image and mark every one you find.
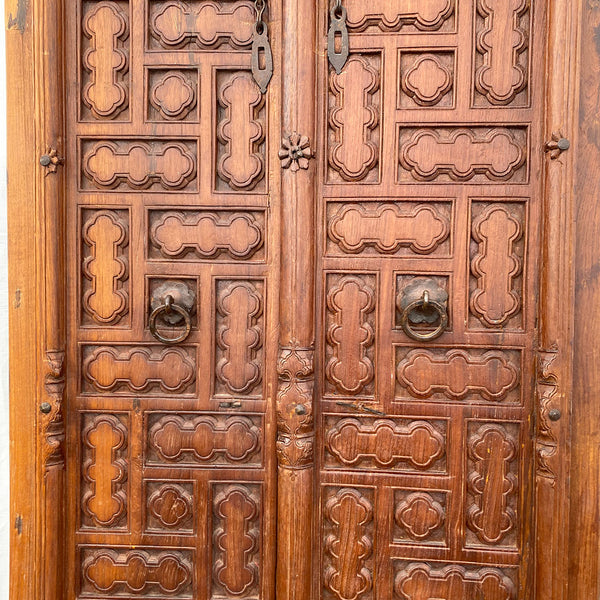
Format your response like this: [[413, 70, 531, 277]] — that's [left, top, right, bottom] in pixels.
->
[[16, 0, 578, 598]]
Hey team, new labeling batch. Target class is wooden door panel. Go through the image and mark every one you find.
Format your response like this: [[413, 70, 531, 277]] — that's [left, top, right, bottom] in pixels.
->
[[316, 1, 544, 598], [65, 1, 279, 599]]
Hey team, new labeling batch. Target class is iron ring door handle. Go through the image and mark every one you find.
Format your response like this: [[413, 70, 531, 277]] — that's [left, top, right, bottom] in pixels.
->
[[399, 290, 448, 342], [149, 295, 192, 345]]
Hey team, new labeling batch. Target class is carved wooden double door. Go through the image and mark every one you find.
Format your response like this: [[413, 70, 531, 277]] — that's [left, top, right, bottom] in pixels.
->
[[65, 0, 549, 599]]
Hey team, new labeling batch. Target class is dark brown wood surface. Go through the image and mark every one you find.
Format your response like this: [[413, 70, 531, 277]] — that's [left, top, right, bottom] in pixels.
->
[[4, 0, 597, 599]]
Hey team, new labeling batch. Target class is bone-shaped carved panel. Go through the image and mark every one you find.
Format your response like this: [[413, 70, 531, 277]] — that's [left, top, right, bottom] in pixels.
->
[[328, 203, 449, 255], [344, 0, 454, 32], [323, 488, 374, 600], [326, 418, 445, 471], [150, 1, 255, 50], [475, 0, 529, 106], [399, 127, 527, 183], [148, 414, 262, 466], [81, 548, 193, 597], [396, 349, 520, 402], [83, 346, 196, 395], [82, 2, 129, 120], [471, 205, 523, 328], [216, 281, 263, 395], [394, 564, 516, 600], [213, 485, 260, 597], [82, 140, 196, 191], [329, 55, 380, 183], [217, 72, 265, 191], [81, 413, 128, 529], [326, 275, 376, 396], [150, 211, 263, 261], [467, 423, 518, 546], [82, 210, 129, 326]]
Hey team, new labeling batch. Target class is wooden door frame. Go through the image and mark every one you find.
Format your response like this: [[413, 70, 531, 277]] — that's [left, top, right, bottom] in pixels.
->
[[4, 0, 593, 598]]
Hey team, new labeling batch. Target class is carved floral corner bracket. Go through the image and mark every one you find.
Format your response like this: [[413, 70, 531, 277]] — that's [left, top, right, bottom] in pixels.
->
[[42, 350, 66, 468], [276, 340, 315, 471], [278, 133, 314, 172], [536, 345, 561, 484]]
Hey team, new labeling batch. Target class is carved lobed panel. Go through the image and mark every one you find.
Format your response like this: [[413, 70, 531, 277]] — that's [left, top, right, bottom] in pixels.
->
[[147, 68, 199, 122], [212, 483, 261, 598], [145, 480, 195, 534], [324, 416, 447, 473], [82, 345, 197, 396], [328, 54, 381, 184], [148, 0, 256, 51], [470, 201, 526, 330], [466, 421, 521, 549], [399, 50, 456, 109], [393, 490, 447, 545], [81, 412, 129, 530], [398, 127, 529, 183], [80, 546, 194, 597], [323, 487, 374, 600], [327, 201, 452, 258], [396, 347, 522, 404], [343, 0, 456, 33], [81, 209, 130, 327], [474, 0, 531, 107], [81, 138, 197, 192], [81, 1, 130, 121], [149, 209, 265, 262], [394, 563, 517, 600], [216, 70, 266, 192], [215, 279, 264, 397], [146, 412, 263, 467], [326, 274, 377, 398]]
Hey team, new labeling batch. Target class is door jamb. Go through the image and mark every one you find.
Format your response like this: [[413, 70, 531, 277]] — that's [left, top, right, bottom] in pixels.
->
[[4, 0, 584, 598]]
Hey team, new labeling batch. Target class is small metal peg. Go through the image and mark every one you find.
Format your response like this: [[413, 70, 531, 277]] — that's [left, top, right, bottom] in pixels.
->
[[39, 155, 52, 167], [557, 138, 570, 151], [548, 408, 562, 422], [295, 404, 307, 415], [40, 402, 52, 414]]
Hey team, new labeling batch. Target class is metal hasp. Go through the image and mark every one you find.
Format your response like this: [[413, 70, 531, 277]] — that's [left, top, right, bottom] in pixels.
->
[[327, 0, 349, 74], [397, 278, 449, 341]]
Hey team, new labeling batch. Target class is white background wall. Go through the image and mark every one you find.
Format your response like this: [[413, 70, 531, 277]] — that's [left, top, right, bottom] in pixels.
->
[[1, 10, 10, 599]]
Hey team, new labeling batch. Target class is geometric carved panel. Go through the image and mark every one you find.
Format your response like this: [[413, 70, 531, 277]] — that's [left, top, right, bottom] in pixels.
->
[[394, 563, 517, 600], [81, 1, 130, 121], [149, 210, 265, 262], [212, 483, 261, 598], [470, 201, 525, 330], [325, 417, 446, 473], [327, 202, 451, 257], [466, 422, 520, 549], [216, 70, 265, 192], [328, 54, 381, 183], [81, 413, 128, 530], [399, 50, 455, 108], [394, 490, 447, 545], [81, 209, 129, 326], [81, 139, 197, 191], [145, 481, 195, 534], [474, 0, 530, 107], [396, 347, 521, 403], [398, 127, 528, 183], [146, 413, 263, 467], [216, 280, 264, 397], [82, 345, 196, 395], [148, 1, 255, 50], [326, 274, 376, 397], [323, 487, 374, 600], [80, 547, 194, 598], [148, 69, 198, 122]]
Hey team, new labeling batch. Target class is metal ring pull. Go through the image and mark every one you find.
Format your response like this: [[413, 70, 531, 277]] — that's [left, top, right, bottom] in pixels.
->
[[397, 278, 449, 342], [149, 294, 192, 345]]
